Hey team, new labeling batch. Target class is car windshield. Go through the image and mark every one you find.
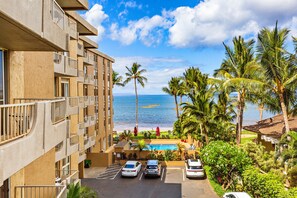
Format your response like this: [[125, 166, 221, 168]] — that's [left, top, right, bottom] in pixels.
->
[[147, 165, 158, 169], [189, 166, 202, 169], [125, 164, 135, 169]]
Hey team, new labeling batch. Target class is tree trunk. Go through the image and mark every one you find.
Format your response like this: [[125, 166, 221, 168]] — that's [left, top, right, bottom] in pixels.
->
[[259, 104, 264, 121], [236, 92, 244, 145], [174, 95, 179, 118], [279, 93, 290, 133], [134, 78, 138, 131]]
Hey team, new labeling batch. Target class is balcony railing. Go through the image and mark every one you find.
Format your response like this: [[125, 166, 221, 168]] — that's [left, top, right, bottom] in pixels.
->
[[78, 151, 86, 163], [56, 170, 79, 185], [77, 43, 84, 57], [51, 0, 65, 30], [0, 103, 35, 145], [51, 99, 66, 124], [67, 17, 77, 39], [77, 70, 84, 83], [54, 53, 78, 77], [15, 185, 66, 198], [89, 96, 95, 105]]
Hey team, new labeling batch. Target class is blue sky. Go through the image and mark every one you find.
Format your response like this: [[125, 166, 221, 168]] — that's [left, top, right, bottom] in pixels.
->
[[82, 0, 297, 95]]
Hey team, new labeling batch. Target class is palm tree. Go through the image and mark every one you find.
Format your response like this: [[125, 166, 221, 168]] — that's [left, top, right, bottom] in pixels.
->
[[162, 77, 183, 118], [257, 23, 297, 133], [67, 183, 80, 198], [214, 36, 261, 145], [112, 70, 124, 87], [176, 142, 185, 159], [124, 63, 147, 130]]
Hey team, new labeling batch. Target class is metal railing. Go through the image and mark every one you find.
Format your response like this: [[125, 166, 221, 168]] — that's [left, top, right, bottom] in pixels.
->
[[51, 99, 66, 124], [70, 135, 79, 145], [67, 57, 77, 69], [0, 103, 36, 145], [15, 185, 66, 198], [68, 17, 77, 37], [51, 0, 64, 30], [68, 97, 78, 107]]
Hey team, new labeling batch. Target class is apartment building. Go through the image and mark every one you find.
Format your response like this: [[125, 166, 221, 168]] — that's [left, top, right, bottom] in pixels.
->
[[0, 0, 114, 197]]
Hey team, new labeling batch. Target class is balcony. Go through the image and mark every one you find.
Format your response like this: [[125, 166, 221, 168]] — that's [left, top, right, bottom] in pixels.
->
[[94, 79, 98, 86], [77, 43, 84, 57], [56, 0, 88, 10], [83, 135, 95, 149], [84, 74, 95, 85], [56, 170, 80, 186], [84, 96, 90, 106], [15, 184, 66, 198], [54, 53, 78, 77], [66, 135, 79, 156], [78, 96, 85, 108], [55, 141, 66, 162], [79, 36, 98, 48], [66, 97, 79, 115], [90, 136, 96, 147], [83, 51, 95, 65], [77, 122, 85, 136], [89, 116, 95, 126], [89, 96, 95, 105], [95, 96, 98, 104], [78, 152, 86, 163], [66, 16, 78, 39], [0, 0, 68, 51], [84, 116, 90, 128], [66, 11, 97, 36], [77, 70, 84, 83], [0, 99, 68, 185]]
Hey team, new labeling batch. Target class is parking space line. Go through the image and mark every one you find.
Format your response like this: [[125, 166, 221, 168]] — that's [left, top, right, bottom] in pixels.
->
[[111, 166, 123, 180], [139, 172, 143, 180], [166, 167, 182, 170], [182, 168, 185, 182], [161, 168, 165, 181]]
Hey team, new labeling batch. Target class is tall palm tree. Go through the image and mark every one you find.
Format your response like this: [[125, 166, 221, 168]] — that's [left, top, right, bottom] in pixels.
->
[[257, 23, 297, 133], [112, 70, 124, 87], [124, 63, 147, 130], [162, 77, 182, 118], [214, 36, 261, 145]]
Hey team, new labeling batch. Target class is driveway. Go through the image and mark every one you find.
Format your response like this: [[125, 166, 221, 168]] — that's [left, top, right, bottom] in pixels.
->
[[82, 166, 218, 198]]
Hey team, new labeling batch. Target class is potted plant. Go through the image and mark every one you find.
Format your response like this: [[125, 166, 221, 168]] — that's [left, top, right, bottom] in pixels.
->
[[84, 159, 92, 168]]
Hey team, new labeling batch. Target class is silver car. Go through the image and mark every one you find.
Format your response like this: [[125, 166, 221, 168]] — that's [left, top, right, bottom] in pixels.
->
[[144, 160, 161, 177]]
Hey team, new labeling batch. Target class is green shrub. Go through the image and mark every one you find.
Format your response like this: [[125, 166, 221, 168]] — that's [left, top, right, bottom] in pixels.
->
[[201, 141, 252, 190], [164, 150, 174, 161], [242, 167, 287, 198], [288, 166, 297, 187]]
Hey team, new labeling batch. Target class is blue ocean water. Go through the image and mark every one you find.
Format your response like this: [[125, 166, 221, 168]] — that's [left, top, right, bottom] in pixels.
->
[[113, 94, 275, 131]]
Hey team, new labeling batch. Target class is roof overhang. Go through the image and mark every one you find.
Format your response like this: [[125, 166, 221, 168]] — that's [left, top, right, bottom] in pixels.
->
[[66, 11, 97, 36], [80, 36, 98, 48], [56, 0, 88, 10], [89, 49, 115, 63]]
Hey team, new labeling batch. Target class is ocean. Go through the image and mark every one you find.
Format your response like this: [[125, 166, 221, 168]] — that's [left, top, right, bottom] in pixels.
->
[[113, 94, 275, 132]]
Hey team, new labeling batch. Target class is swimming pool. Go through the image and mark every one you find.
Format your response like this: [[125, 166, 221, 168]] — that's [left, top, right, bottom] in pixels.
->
[[144, 144, 177, 151]]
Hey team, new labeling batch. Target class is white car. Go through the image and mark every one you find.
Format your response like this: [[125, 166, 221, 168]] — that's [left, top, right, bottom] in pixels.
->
[[121, 161, 142, 177], [223, 192, 251, 198], [185, 159, 205, 179]]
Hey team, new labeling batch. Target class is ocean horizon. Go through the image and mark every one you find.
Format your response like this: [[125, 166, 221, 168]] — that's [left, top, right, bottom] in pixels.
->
[[113, 94, 275, 132]]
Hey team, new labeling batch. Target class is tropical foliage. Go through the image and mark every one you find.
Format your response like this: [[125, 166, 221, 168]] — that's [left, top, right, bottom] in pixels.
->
[[67, 183, 98, 198], [201, 141, 252, 190], [112, 70, 124, 87]]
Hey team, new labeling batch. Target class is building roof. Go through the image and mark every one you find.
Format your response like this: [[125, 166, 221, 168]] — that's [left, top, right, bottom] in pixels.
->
[[243, 114, 297, 139]]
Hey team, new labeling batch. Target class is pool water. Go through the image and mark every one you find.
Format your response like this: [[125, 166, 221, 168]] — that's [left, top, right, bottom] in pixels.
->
[[144, 144, 177, 151]]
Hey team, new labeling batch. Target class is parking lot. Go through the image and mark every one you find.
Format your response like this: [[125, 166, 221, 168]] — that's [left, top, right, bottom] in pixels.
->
[[82, 166, 218, 198]]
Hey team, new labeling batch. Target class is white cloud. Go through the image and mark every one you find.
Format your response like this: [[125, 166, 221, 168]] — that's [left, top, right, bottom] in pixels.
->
[[112, 56, 188, 94], [110, 15, 171, 46], [81, 4, 108, 42], [109, 0, 297, 48], [119, 1, 142, 9], [168, 0, 297, 47]]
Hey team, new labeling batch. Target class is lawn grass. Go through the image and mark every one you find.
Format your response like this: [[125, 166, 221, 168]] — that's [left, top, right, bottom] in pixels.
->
[[241, 136, 257, 144], [241, 129, 257, 135]]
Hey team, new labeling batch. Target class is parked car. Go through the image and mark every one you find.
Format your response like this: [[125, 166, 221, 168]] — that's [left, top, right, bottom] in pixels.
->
[[185, 159, 205, 179], [121, 161, 142, 177], [144, 160, 161, 177], [223, 192, 251, 198]]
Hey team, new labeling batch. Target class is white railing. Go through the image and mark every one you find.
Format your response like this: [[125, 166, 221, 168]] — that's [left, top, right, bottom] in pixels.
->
[[15, 185, 66, 198], [51, 0, 64, 30], [51, 99, 66, 124], [77, 43, 84, 56], [0, 103, 36, 145], [68, 97, 78, 107], [70, 135, 79, 145], [67, 17, 77, 38]]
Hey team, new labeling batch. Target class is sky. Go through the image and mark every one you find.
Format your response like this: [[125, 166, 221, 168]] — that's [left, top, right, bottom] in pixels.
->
[[81, 0, 297, 95]]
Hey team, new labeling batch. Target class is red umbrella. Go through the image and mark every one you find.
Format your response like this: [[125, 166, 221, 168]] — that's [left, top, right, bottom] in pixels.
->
[[156, 127, 160, 136], [134, 127, 138, 136]]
